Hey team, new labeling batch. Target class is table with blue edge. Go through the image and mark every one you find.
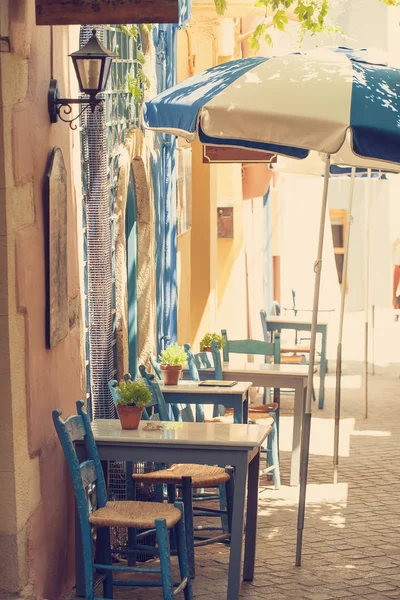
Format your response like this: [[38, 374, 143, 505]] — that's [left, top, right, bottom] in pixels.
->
[[160, 380, 251, 423]]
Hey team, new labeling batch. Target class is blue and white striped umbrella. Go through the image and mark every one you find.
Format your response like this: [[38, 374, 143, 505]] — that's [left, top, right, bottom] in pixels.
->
[[144, 46, 400, 574], [144, 47, 400, 172]]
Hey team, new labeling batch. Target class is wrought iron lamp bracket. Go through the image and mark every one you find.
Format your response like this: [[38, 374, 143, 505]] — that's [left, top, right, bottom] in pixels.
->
[[48, 79, 103, 130]]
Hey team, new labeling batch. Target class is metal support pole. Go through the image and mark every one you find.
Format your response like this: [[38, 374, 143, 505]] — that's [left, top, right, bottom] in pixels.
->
[[333, 168, 355, 484], [364, 169, 372, 419], [296, 154, 331, 566]]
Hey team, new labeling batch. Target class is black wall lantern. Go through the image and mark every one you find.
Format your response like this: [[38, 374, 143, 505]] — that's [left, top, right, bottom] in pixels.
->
[[48, 29, 117, 129]]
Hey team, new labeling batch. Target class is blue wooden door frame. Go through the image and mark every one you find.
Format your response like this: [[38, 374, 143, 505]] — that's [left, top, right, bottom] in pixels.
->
[[152, 24, 178, 355], [126, 165, 138, 377]]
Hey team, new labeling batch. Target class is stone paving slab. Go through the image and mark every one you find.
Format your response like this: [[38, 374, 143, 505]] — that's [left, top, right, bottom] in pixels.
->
[[69, 362, 400, 599]]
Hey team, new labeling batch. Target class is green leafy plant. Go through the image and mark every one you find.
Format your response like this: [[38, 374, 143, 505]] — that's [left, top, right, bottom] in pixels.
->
[[120, 24, 151, 106], [200, 332, 226, 351], [115, 378, 152, 407], [159, 344, 188, 366]]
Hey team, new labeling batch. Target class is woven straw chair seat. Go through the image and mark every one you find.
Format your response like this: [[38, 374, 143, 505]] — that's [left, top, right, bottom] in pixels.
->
[[132, 464, 230, 487], [89, 501, 181, 529], [281, 345, 310, 353]]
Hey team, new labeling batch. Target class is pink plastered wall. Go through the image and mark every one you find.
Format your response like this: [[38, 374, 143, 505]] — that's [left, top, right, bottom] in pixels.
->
[[7, 0, 83, 596]]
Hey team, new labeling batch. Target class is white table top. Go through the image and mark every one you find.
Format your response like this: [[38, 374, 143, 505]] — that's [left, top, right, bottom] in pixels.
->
[[160, 380, 252, 395], [92, 419, 270, 448], [197, 362, 313, 378], [265, 315, 329, 326], [223, 362, 312, 377]]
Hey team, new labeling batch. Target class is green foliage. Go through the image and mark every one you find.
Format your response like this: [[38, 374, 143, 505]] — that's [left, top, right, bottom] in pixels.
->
[[210, 0, 345, 50], [159, 344, 188, 366], [199, 332, 226, 352], [379, 0, 400, 4], [115, 378, 152, 407], [120, 24, 151, 107], [214, 0, 228, 15]]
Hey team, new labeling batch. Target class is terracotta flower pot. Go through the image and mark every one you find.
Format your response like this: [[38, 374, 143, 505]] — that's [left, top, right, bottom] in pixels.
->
[[117, 404, 144, 430], [201, 346, 212, 353], [160, 364, 182, 385]]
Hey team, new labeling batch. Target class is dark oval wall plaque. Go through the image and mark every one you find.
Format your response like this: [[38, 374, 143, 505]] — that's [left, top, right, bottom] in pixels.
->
[[45, 147, 69, 349]]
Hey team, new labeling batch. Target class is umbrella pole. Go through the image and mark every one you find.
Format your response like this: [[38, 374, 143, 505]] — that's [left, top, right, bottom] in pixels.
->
[[364, 168, 372, 419], [371, 176, 377, 377], [296, 154, 331, 567], [333, 167, 356, 484]]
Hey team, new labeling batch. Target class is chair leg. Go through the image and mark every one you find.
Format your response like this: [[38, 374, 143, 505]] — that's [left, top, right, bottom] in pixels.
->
[[167, 484, 177, 550], [213, 403, 226, 418], [218, 483, 229, 534], [220, 466, 234, 535], [181, 476, 195, 578], [96, 526, 113, 599], [273, 388, 280, 448], [312, 385, 316, 402], [155, 519, 175, 600], [174, 502, 193, 600], [225, 474, 234, 535]]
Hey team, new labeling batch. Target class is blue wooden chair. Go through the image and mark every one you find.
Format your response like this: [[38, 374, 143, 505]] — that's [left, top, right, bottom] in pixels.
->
[[219, 329, 281, 428], [206, 339, 280, 489], [184, 345, 227, 421], [131, 365, 234, 578], [52, 400, 192, 600]]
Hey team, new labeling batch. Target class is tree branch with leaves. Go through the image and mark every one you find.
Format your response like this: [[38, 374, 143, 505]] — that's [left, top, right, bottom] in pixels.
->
[[214, 0, 396, 53]]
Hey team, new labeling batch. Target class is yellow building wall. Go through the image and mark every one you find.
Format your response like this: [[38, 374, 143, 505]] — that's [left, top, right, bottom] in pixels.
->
[[176, 17, 268, 351]]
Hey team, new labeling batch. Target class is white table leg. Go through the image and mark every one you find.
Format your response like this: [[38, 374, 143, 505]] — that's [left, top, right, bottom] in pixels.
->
[[291, 381, 305, 486]]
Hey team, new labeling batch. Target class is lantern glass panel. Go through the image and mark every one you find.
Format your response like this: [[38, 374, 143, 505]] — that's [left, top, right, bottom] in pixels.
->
[[75, 58, 102, 93], [100, 57, 113, 91]]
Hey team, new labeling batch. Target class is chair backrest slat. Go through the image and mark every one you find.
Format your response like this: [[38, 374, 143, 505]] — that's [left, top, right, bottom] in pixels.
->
[[64, 415, 85, 443], [184, 344, 200, 381], [80, 459, 97, 490], [108, 380, 120, 410], [139, 365, 172, 422], [211, 340, 223, 379], [76, 401, 108, 507], [221, 328, 280, 365], [193, 352, 213, 370], [150, 355, 163, 380], [184, 344, 210, 422]]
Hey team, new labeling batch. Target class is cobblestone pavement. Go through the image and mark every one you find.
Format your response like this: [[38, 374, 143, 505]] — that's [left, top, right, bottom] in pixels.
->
[[76, 361, 400, 600]]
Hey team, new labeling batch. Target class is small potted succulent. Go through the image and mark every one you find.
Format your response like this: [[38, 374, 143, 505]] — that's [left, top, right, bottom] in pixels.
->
[[199, 332, 225, 353], [159, 344, 187, 385], [115, 378, 152, 430]]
